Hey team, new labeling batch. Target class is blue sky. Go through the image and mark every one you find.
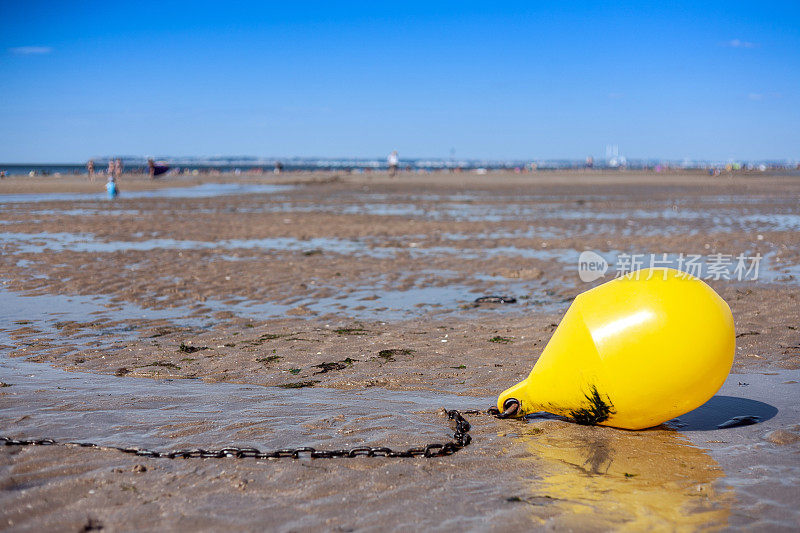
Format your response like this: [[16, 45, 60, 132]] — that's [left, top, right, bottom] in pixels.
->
[[1, 1, 798, 162]]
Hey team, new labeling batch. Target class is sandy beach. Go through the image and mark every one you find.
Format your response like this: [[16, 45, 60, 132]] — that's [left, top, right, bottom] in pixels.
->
[[1, 171, 799, 531]]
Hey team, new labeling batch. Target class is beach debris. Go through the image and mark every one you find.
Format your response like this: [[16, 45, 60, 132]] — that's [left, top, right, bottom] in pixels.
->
[[149, 326, 186, 338], [717, 415, 761, 429], [0, 381, 11, 387], [114, 367, 130, 376], [313, 358, 357, 374], [278, 380, 320, 388], [249, 333, 290, 346], [178, 342, 207, 353], [493, 268, 735, 429], [489, 336, 513, 344], [132, 464, 147, 473], [474, 295, 517, 304], [504, 495, 557, 506], [144, 361, 181, 370], [377, 348, 414, 361], [333, 326, 367, 335]]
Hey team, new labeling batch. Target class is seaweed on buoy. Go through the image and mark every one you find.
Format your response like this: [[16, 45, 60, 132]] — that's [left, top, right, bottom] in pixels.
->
[[569, 386, 615, 425]]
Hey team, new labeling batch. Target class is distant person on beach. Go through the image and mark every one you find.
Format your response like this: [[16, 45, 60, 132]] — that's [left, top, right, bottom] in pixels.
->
[[107, 160, 114, 178], [274, 161, 284, 174], [87, 159, 95, 181], [114, 158, 123, 179], [106, 175, 118, 199], [388, 150, 399, 177], [148, 158, 156, 179]]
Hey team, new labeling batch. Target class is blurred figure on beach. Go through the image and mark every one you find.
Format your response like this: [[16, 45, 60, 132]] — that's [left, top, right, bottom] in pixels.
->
[[388, 150, 399, 177], [106, 159, 114, 178], [274, 161, 284, 174], [114, 158, 123, 179], [106, 175, 118, 199], [87, 159, 95, 181], [148, 158, 155, 179]]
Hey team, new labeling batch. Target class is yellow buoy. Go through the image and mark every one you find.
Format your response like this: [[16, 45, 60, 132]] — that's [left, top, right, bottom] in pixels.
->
[[496, 268, 735, 429]]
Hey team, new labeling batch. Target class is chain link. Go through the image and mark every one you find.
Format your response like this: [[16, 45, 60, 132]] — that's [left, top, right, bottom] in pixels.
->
[[1, 408, 474, 460]]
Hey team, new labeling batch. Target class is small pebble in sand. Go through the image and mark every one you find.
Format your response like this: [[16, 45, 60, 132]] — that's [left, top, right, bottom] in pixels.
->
[[764, 430, 800, 445], [132, 464, 147, 473]]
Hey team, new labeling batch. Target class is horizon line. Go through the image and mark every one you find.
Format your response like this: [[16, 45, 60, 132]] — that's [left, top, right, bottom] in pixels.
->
[[2, 155, 799, 165]]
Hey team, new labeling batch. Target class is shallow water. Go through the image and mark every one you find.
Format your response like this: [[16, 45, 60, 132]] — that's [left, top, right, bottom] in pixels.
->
[[0, 355, 486, 450], [3, 229, 796, 287], [514, 369, 800, 530], [0, 231, 378, 256], [0, 287, 211, 345], [235, 196, 800, 232], [0, 183, 292, 204], [2, 354, 798, 529], [204, 279, 562, 321], [14, 186, 791, 238], [672, 371, 800, 530], [199, 284, 483, 321], [0, 269, 555, 338]]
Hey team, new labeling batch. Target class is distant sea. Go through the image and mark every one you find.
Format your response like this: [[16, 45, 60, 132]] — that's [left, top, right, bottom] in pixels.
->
[[1, 159, 798, 177], [0, 160, 545, 176]]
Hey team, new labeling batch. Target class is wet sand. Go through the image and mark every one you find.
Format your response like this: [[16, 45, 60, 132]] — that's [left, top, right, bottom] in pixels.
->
[[1, 171, 799, 531]]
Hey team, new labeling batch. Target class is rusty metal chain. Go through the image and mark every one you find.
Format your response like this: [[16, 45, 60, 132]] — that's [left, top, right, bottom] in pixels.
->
[[1, 408, 474, 460]]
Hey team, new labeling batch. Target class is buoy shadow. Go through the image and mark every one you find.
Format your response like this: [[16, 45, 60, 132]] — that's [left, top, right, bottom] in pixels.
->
[[669, 395, 778, 431]]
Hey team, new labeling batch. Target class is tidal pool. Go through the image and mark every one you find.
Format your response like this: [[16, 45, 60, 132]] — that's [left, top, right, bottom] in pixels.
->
[[0, 183, 293, 204]]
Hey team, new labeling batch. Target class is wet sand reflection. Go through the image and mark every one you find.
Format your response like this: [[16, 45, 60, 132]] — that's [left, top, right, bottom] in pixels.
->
[[513, 419, 733, 530]]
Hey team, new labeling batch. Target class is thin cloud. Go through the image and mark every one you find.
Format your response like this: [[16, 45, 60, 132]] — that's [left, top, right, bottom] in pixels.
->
[[748, 92, 783, 101], [9, 46, 53, 55], [723, 39, 756, 49]]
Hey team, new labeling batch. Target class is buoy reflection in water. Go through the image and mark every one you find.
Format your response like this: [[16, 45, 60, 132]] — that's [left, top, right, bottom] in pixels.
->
[[513, 420, 733, 530]]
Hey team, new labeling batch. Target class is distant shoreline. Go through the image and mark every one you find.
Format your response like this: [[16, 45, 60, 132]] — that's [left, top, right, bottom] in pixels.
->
[[1, 159, 798, 177], [1, 165, 799, 180], [1, 169, 799, 196]]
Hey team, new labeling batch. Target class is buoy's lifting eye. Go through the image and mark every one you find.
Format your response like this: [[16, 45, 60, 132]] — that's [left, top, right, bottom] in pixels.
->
[[489, 398, 520, 419]]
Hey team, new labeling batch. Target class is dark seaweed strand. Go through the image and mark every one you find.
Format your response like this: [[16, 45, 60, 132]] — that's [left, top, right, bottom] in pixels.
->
[[569, 385, 615, 425]]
